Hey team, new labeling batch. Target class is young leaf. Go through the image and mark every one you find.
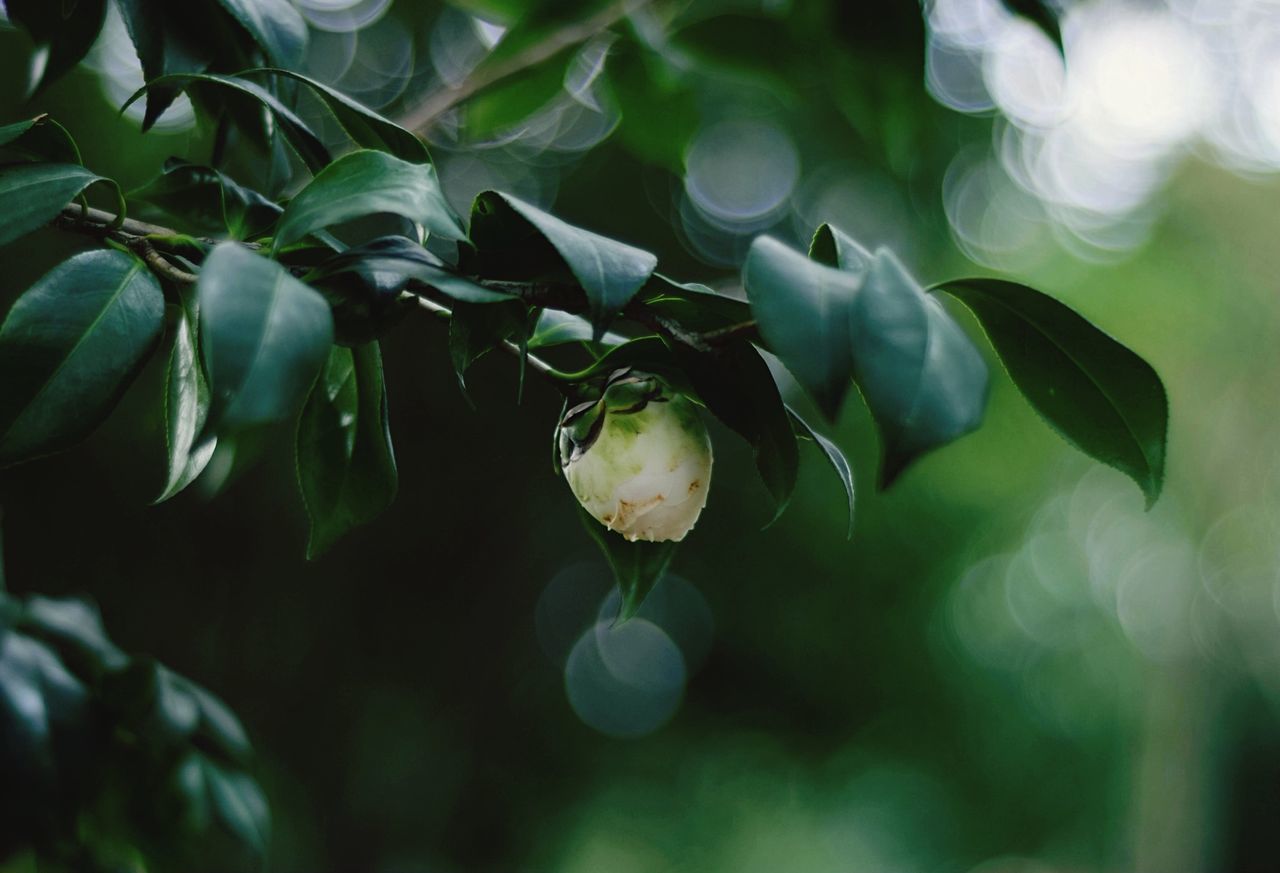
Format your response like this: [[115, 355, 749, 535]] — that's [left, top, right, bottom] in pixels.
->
[[216, 0, 308, 67], [0, 115, 81, 164], [527, 309, 626, 350], [273, 150, 464, 252], [742, 235, 861, 419], [156, 286, 217, 504], [577, 505, 678, 622], [0, 163, 124, 247], [673, 341, 798, 517], [296, 343, 398, 557], [0, 251, 165, 465], [807, 226, 990, 485], [250, 68, 431, 163], [123, 73, 331, 171], [470, 191, 658, 337], [131, 159, 282, 239], [5, 0, 108, 93], [935, 278, 1168, 505], [787, 406, 855, 538], [198, 243, 334, 433]]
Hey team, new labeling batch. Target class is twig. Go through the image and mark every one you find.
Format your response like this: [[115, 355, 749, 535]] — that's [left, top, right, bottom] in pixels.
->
[[126, 238, 200, 284], [397, 0, 649, 134]]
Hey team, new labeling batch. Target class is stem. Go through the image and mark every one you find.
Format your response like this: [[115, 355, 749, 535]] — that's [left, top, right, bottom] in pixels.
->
[[397, 0, 649, 135]]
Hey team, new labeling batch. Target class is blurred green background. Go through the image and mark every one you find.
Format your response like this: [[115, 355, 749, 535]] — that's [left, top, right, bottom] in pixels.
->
[[5, 0, 1280, 870]]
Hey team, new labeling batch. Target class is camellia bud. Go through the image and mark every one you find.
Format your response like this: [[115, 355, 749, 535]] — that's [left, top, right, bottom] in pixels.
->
[[557, 369, 713, 543]]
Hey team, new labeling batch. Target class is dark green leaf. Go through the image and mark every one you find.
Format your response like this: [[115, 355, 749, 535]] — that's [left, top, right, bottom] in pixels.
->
[[674, 342, 798, 516], [216, 0, 307, 67], [123, 73, 331, 171], [577, 504, 678, 622], [309, 236, 513, 304], [470, 191, 657, 337], [0, 114, 81, 164], [5, 0, 108, 93], [198, 243, 334, 433], [157, 286, 217, 503], [742, 235, 861, 419], [936, 277, 1168, 505], [0, 250, 164, 465], [296, 343, 398, 557], [0, 163, 123, 247], [787, 406, 855, 538], [251, 68, 431, 163], [550, 336, 689, 393], [638, 274, 756, 336], [448, 300, 529, 395], [806, 227, 990, 485], [274, 150, 465, 252], [115, 0, 217, 128], [198, 757, 269, 856], [132, 159, 281, 239]]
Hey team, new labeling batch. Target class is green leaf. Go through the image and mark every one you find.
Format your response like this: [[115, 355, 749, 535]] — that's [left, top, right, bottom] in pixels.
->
[[447, 300, 529, 396], [216, 0, 307, 67], [132, 158, 282, 239], [527, 309, 625, 350], [250, 68, 431, 163], [0, 163, 124, 247], [5, 0, 108, 93], [198, 243, 334, 433], [198, 757, 270, 855], [936, 278, 1168, 505], [577, 504, 678, 622], [123, 73, 331, 171], [742, 235, 862, 420], [470, 191, 658, 337], [805, 226, 990, 485], [157, 286, 217, 503], [0, 114, 81, 164], [550, 336, 690, 393], [273, 150, 465, 252], [787, 406, 855, 538], [296, 343, 398, 557], [638, 274, 756, 335], [674, 341, 798, 516], [308, 236, 513, 305], [0, 250, 164, 465]]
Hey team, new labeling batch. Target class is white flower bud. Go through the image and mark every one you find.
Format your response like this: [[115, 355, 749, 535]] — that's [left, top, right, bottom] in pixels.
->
[[558, 372, 712, 542]]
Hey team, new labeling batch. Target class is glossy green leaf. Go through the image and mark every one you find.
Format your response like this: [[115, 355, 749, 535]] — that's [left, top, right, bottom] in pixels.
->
[[527, 309, 626, 349], [296, 343, 398, 557], [742, 235, 861, 419], [470, 191, 658, 337], [787, 406, 855, 538], [115, 0, 219, 128], [198, 756, 270, 855], [216, 0, 307, 67], [674, 341, 798, 516], [936, 277, 1168, 505], [0, 163, 123, 247], [198, 243, 334, 433], [309, 236, 512, 305], [132, 159, 282, 239], [274, 150, 465, 252], [638, 274, 757, 336], [0, 115, 81, 164], [807, 226, 990, 485], [577, 505, 678, 622], [123, 73, 330, 171], [157, 286, 217, 504], [251, 68, 430, 163], [5, 0, 108, 93], [0, 250, 164, 465]]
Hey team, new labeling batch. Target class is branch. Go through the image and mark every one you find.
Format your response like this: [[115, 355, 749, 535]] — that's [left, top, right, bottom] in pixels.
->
[[56, 205, 202, 284], [397, 0, 648, 135]]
